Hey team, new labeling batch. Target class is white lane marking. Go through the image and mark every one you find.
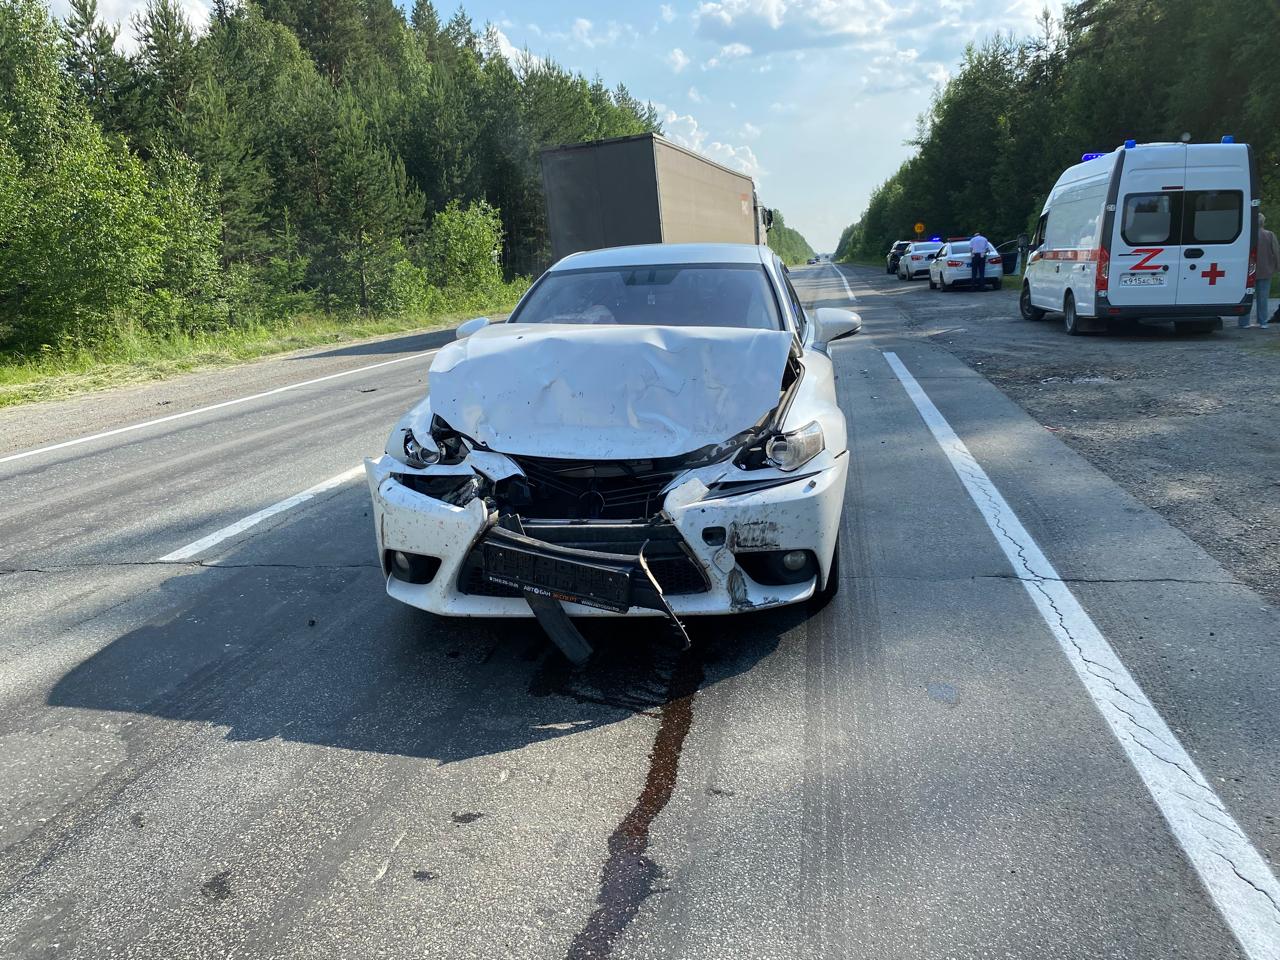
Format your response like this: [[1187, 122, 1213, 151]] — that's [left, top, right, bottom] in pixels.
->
[[158, 464, 364, 562], [829, 263, 857, 302], [884, 350, 1280, 960], [0, 349, 439, 466]]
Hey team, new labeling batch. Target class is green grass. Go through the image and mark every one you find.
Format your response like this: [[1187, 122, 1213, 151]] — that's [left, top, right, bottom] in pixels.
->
[[0, 285, 527, 409]]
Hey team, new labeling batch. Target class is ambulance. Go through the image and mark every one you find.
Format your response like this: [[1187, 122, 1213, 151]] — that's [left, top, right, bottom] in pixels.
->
[[1020, 139, 1259, 335]]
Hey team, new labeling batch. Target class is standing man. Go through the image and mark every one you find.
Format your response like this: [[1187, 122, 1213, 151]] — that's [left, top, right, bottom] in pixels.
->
[[970, 231, 992, 289], [1254, 213, 1279, 329]]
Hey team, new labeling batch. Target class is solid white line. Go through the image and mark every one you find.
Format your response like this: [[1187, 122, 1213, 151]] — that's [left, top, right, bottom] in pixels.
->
[[0, 349, 439, 466], [158, 465, 364, 562], [829, 263, 857, 302], [883, 350, 1280, 960]]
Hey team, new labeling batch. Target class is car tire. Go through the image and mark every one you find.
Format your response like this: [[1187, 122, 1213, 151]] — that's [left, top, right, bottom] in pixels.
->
[[989, 279, 1001, 291], [1020, 283, 1046, 321], [810, 538, 840, 611], [928, 275, 937, 289], [1063, 291, 1082, 336]]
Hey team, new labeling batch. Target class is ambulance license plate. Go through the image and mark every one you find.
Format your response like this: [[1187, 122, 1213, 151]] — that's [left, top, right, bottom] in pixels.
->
[[1119, 273, 1166, 287]]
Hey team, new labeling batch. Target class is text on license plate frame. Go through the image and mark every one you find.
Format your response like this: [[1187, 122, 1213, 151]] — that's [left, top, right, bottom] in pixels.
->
[[482, 541, 633, 612]]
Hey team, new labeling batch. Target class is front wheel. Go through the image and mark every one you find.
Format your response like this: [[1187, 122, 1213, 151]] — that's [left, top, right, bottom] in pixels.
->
[[1063, 291, 1082, 336], [989, 278, 1001, 291], [929, 275, 938, 289], [1020, 283, 1046, 321]]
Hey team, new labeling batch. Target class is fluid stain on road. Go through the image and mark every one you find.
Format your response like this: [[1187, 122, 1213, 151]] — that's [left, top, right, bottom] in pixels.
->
[[564, 644, 705, 960]]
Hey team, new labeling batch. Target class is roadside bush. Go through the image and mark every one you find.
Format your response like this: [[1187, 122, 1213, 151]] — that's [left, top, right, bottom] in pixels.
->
[[421, 200, 503, 292]]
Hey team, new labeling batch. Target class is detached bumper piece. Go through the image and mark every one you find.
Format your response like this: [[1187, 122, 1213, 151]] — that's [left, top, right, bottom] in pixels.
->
[[481, 520, 692, 664]]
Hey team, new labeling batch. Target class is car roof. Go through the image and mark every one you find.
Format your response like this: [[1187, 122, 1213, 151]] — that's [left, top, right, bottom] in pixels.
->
[[549, 243, 770, 271]]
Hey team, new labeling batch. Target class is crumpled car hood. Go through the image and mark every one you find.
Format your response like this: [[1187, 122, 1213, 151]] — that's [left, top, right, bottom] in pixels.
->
[[427, 323, 793, 460]]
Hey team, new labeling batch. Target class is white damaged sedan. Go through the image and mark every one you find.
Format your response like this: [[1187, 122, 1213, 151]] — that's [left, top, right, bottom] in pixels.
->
[[364, 243, 859, 658]]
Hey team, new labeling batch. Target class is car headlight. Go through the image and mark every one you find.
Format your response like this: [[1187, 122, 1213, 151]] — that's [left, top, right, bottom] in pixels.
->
[[764, 421, 824, 472], [402, 428, 441, 468]]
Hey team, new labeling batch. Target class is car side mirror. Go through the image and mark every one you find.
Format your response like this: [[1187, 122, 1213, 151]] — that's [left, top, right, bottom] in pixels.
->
[[456, 316, 491, 339], [815, 307, 861, 346]]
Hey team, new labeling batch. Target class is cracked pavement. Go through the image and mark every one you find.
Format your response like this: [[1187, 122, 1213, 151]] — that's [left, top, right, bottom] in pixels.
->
[[0, 266, 1277, 959]]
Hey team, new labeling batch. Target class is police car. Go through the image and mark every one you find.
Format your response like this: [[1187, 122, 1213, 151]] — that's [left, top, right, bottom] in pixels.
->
[[1021, 138, 1257, 335]]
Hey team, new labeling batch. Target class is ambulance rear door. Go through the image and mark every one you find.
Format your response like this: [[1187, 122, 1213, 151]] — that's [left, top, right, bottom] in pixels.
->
[[1175, 143, 1252, 308], [1109, 145, 1185, 308]]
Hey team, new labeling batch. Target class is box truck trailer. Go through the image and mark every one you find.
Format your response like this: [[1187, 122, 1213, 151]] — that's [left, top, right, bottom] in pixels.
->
[[539, 133, 770, 263]]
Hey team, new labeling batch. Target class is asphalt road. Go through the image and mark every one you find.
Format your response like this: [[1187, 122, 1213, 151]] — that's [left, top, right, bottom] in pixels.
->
[[1, 266, 1278, 959]]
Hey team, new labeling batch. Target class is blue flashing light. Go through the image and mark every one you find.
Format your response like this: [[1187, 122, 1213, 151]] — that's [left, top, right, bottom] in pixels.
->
[[1221, 134, 1235, 144], [1124, 139, 1136, 149], [930, 236, 941, 242], [1081, 152, 1105, 162]]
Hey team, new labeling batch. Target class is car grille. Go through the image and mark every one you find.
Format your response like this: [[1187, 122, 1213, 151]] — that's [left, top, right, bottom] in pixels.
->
[[457, 520, 711, 598], [459, 555, 708, 598], [507, 456, 678, 521]]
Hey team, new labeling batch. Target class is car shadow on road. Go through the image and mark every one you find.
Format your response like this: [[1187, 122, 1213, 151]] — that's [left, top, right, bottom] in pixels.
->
[[292, 326, 460, 360], [44, 558, 792, 764]]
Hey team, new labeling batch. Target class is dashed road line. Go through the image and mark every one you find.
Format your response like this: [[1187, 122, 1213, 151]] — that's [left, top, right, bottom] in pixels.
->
[[884, 349, 1280, 960], [158, 465, 364, 562], [0, 350, 439, 466]]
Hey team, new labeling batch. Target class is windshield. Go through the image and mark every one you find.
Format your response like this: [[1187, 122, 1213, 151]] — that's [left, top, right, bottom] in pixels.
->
[[911, 243, 942, 253], [949, 242, 972, 254], [510, 263, 783, 330]]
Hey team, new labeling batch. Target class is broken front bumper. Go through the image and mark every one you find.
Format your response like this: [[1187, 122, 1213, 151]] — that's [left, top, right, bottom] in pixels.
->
[[364, 452, 848, 617]]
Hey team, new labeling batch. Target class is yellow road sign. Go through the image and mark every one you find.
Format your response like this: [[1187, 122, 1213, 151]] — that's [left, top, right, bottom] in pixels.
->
[[914, 221, 926, 235]]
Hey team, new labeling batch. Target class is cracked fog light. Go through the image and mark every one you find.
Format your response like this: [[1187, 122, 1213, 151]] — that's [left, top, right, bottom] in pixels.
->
[[781, 550, 808, 572]]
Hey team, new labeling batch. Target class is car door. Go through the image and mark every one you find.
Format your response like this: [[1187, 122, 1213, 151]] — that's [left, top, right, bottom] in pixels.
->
[[1176, 144, 1250, 307], [1109, 145, 1184, 309]]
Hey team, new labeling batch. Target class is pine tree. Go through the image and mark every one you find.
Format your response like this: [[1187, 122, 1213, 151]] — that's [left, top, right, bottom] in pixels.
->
[[132, 0, 198, 139], [62, 0, 127, 125], [178, 76, 272, 266]]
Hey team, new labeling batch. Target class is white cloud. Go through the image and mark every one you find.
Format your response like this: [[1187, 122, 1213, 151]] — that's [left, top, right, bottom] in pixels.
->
[[661, 109, 763, 179], [565, 17, 637, 49], [693, 0, 1061, 55], [490, 26, 546, 70], [740, 121, 761, 139], [704, 40, 753, 68], [660, 3, 677, 22], [688, 85, 704, 102], [666, 47, 692, 72]]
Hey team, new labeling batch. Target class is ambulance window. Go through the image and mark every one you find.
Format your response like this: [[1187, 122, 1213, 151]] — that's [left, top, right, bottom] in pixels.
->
[[1122, 193, 1177, 245], [1183, 191, 1243, 244]]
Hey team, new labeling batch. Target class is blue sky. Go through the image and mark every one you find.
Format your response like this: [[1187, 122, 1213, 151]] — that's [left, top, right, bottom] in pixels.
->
[[474, 0, 1064, 250], [62, 0, 1063, 251]]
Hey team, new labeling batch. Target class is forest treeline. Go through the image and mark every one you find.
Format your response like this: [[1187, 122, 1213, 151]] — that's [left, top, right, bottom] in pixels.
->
[[765, 210, 816, 265], [836, 0, 1280, 261], [0, 0, 669, 355]]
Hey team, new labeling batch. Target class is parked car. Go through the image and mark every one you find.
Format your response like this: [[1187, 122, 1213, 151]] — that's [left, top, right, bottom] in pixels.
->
[[886, 240, 911, 274], [897, 241, 943, 280], [364, 243, 860, 661], [807, 257, 818, 265], [1021, 139, 1255, 335], [929, 241, 1004, 290]]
